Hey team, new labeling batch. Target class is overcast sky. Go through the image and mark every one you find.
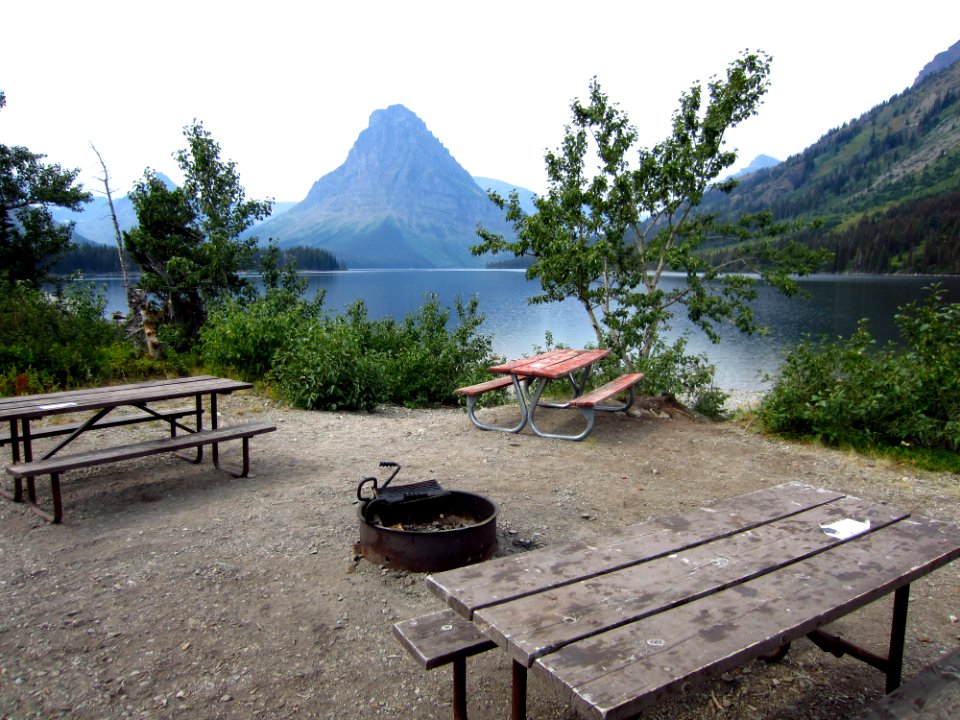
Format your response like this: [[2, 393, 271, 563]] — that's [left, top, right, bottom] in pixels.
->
[[3, 1, 958, 203]]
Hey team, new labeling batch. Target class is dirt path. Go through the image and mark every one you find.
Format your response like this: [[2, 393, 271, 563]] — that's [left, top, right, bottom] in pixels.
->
[[1, 393, 958, 719]]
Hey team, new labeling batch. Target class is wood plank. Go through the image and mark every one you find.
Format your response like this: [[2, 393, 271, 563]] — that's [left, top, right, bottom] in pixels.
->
[[454, 376, 515, 396], [392, 609, 496, 670], [6, 423, 276, 476], [475, 496, 905, 667], [0, 376, 218, 411], [426, 482, 846, 617], [569, 374, 644, 408], [514, 350, 610, 380], [533, 514, 960, 720], [489, 349, 578, 374], [0, 406, 200, 445], [0, 378, 250, 422], [857, 646, 960, 719]]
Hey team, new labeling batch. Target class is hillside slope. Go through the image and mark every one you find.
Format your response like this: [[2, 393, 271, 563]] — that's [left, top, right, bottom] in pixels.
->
[[701, 55, 960, 273]]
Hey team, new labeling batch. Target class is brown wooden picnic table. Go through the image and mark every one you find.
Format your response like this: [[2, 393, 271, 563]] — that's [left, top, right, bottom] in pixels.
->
[[426, 482, 960, 720], [0, 376, 274, 522]]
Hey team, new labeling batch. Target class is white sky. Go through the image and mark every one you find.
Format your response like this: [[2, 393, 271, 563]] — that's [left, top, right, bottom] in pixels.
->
[[3, 1, 958, 202]]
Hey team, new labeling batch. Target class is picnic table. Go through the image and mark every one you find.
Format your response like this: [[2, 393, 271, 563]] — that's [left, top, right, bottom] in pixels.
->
[[425, 482, 960, 720], [0, 376, 275, 523], [456, 349, 643, 441]]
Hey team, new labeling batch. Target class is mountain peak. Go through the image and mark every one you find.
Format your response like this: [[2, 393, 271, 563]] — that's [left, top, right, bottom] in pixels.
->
[[914, 38, 960, 85], [253, 105, 514, 268], [369, 104, 425, 127]]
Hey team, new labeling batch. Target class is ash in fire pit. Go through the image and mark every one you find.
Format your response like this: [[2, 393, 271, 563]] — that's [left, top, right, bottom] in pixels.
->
[[355, 461, 498, 572], [395, 513, 476, 532]]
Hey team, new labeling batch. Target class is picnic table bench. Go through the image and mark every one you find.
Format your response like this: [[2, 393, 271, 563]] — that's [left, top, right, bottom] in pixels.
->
[[404, 482, 960, 720], [393, 609, 496, 720], [1, 376, 276, 523], [856, 645, 960, 719]]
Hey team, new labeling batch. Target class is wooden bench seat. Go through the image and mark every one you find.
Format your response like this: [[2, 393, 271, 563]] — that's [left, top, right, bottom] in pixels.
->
[[856, 646, 960, 719], [454, 376, 515, 397], [5, 422, 276, 523], [568, 372, 644, 408], [393, 609, 496, 720], [455, 376, 527, 434], [0, 405, 200, 446]]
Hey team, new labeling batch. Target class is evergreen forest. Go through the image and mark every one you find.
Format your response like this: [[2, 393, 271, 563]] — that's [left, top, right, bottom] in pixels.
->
[[51, 242, 344, 276]]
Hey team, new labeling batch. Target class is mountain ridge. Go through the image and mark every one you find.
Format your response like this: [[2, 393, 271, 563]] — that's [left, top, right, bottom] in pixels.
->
[[699, 45, 960, 273]]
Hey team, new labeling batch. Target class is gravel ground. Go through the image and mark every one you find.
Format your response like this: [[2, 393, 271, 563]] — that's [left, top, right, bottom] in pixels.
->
[[0, 391, 957, 719]]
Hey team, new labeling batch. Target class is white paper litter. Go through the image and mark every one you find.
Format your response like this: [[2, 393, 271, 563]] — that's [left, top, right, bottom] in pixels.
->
[[820, 518, 871, 540], [38, 402, 78, 410]]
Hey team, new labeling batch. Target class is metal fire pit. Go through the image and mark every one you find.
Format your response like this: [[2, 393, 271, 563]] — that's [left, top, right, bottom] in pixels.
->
[[355, 462, 498, 572]]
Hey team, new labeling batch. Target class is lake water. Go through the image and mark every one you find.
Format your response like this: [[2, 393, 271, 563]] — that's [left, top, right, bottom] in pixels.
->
[[85, 271, 960, 391]]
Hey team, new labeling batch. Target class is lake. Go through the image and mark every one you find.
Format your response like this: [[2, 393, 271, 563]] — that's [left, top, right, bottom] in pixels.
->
[[85, 271, 960, 392]]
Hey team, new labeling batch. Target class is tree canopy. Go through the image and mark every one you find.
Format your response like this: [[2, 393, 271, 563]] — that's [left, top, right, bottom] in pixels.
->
[[0, 91, 92, 286], [474, 52, 830, 380], [124, 120, 272, 348]]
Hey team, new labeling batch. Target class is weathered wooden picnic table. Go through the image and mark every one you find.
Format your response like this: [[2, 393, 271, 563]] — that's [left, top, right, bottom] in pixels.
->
[[1, 376, 275, 522], [456, 349, 643, 441], [425, 482, 960, 719]]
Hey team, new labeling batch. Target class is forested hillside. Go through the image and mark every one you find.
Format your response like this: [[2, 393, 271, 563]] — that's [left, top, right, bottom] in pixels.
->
[[51, 243, 344, 275], [701, 55, 960, 273]]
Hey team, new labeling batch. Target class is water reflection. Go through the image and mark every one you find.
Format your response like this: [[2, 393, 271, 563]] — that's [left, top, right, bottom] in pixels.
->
[[80, 271, 960, 391]]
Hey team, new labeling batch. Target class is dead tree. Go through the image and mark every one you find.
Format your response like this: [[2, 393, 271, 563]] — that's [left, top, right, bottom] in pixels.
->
[[91, 145, 162, 358]]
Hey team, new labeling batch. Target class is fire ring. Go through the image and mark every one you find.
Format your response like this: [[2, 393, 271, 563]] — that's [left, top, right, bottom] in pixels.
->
[[355, 462, 498, 572]]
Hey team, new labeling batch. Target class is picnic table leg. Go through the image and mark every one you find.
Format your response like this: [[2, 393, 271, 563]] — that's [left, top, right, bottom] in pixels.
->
[[805, 583, 911, 693], [464, 376, 528, 433], [177, 394, 206, 464], [526, 380, 596, 442], [511, 660, 527, 720], [0, 419, 24, 503], [885, 584, 910, 693], [452, 656, 468, 720]]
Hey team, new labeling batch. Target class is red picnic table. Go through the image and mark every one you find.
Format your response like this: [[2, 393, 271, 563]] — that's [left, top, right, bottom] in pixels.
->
[[456, 349, 644, 441]]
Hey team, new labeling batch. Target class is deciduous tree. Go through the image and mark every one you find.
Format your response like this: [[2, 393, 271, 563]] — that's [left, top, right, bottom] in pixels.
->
[[0, 91, 92, 286], [474, 52, 829, 392], [124, 120, 272, 349]]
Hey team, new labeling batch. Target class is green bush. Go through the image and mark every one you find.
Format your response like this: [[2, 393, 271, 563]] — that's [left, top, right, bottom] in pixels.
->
[[375, 295, 495, 407], [266, 294, 497, 412], [200, 288, 324, 381], [0, 281, 119, 392], [632, 336, 728, 419], [758, 285, 960, 452], [270, 319, 385, 412]]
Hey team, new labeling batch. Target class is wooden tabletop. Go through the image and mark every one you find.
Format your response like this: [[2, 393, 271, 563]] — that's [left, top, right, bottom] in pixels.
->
[[426, 482, 960, 720], [0, 376, 252, 422], [489, 349, 610, 380]]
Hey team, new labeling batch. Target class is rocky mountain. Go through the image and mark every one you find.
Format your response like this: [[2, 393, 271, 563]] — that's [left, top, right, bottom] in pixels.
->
[[914, 38, 960, 85], [251, 105, 518, 268], [699, 43, 960, 273], [50, 175, 174, 245], [473, 176, 537, 215], [53, 174, 294, 246], [732, 154, 780, 177]]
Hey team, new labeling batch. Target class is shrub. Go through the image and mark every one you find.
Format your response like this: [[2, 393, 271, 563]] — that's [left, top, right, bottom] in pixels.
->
[[0, 281, 119, 392], [377, 295, 495, 408], [267, 294, 497, 412], [270, 319, 385, 412], [758, 285, 960, 452], [631, 337, 728, 419], [200, 288, 324, 381]]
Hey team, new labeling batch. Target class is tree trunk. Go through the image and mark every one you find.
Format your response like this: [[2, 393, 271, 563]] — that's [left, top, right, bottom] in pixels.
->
[[91, 146, 162, 358]]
